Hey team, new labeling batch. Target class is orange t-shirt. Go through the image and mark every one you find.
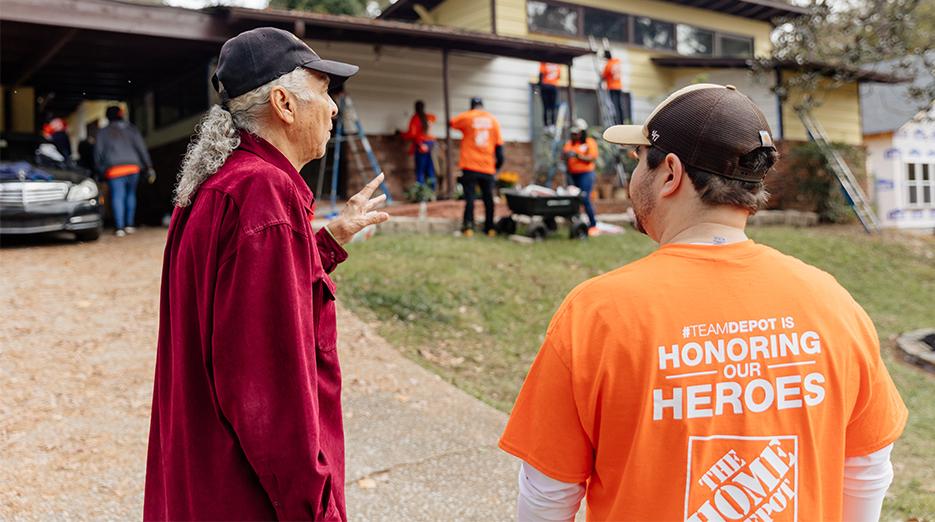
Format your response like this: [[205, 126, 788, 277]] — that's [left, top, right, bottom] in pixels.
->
[[540, 62, 562, 86], [403, 113, 436, 153], [500, 241, 907, 521], [450, 109, 503, 175], [602, 57, 623, 91], [563, 137, 598, 174]]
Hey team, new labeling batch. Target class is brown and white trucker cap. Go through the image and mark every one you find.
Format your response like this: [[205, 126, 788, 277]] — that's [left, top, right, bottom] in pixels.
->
[[603, 83, 776, 182]]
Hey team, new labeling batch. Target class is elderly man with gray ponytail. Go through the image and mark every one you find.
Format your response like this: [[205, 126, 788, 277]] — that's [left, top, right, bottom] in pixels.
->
[[144, 28, 389, 522]]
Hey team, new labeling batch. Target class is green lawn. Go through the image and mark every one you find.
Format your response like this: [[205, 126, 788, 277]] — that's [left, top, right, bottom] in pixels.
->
[[334, 226, 935, 520]]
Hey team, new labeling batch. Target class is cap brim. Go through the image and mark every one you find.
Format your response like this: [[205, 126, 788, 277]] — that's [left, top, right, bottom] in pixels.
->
[[304, 59, 360, 92], [603, 125, 649, 146]]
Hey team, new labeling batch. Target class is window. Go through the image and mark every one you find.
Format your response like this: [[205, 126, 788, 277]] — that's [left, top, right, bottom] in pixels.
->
[[906, 163, 934, 205], [524, 1, 755, 58], [677, 25, 714, 56], [719, 34, 754, 58], [634, 17, 675, 50], [527, 0, 579, 37], [584, 8, 628, 43]]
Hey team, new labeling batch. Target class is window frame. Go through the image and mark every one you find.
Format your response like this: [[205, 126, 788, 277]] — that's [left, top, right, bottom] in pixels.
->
[[905, 162, 935, 207], [525, 0, 756, 59]]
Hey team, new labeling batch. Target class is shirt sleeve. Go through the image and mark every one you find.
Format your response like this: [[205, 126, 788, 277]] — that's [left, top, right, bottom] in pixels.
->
[[517, 461, 585, 522], [844, 309, 908, 457], [587, 138, 598, 158], [132, 127, 153, 168], [450, 113, 465, 130], [212, 224, 332, 520], [315, 227, 349, 274], [494, 119, 504, 146], [499, 338, 594, 484], [843, 444, 895, 522]]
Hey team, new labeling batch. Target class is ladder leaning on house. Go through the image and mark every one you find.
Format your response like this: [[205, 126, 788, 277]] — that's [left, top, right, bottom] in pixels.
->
[[796, 109, 880, 233], [327, 93, 393, 217], [588, 36, 629, 189]]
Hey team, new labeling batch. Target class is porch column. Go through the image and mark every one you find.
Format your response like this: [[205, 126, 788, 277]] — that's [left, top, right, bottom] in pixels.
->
[[443, 48, 453, 197], [566, 61, 575, 122]]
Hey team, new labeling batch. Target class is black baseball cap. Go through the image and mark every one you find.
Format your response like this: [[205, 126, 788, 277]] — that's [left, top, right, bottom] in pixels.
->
[[212, 27, 359, 101], [603, 83, 776, 182]]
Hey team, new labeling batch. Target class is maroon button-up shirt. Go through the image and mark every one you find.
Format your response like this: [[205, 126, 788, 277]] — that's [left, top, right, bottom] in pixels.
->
[[145, 132, 349, 521]]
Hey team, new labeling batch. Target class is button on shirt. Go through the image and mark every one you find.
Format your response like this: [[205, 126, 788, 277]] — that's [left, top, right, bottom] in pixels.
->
[[144, 131, 349, 521]]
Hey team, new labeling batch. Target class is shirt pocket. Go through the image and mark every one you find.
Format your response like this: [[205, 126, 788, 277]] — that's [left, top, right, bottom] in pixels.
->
[[316, 274, 339, 353]]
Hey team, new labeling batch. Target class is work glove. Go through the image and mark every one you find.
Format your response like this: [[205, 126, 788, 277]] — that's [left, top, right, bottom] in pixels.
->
[[146, 168, 157, 184]]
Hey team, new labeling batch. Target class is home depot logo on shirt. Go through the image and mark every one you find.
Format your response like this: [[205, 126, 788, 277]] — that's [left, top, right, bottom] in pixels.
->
[[685, 436, 798, 522]]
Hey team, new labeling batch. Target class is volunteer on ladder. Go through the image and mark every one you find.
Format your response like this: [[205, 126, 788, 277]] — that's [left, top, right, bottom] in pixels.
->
[[602, 50, 629, 124], [539, 62, 562, 132], [562, 118, 599, 236], [450, 97, 504, 237]]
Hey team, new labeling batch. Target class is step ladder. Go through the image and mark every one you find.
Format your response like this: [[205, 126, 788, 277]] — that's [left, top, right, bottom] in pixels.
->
[[797, 108, 880, 233], [545, 101, 569, 186], [328, 93, 393, 217], [589, 36, 629, 189]]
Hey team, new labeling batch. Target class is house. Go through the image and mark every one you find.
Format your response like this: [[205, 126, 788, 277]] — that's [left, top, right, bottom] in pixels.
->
[[862, 55, 935, 231], [0, 0, 904, 216]]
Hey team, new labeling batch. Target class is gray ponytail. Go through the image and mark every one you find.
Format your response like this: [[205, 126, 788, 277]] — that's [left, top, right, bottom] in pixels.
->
[[174, 67, 315, 207]]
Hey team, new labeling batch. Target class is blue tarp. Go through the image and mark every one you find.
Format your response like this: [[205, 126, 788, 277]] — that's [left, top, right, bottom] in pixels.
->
[[0, 162, 55, 181]]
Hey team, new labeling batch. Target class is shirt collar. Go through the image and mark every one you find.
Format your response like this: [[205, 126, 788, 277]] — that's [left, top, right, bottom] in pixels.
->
[[237, 130, 314, 211]]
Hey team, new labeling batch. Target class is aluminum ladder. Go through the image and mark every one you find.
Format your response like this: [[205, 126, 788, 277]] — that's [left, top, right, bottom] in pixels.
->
[[797, 108, 880, 233], [328, 93, 393, 217]]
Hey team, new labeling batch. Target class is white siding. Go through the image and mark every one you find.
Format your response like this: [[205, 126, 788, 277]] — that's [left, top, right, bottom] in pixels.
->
[[669, 68, 781, 137], [305, 40, 537, 142]]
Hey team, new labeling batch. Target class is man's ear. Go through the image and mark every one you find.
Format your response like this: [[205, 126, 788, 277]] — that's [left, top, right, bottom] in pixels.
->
[[269, 86, 296, 125], [659, 152, 685, 198]]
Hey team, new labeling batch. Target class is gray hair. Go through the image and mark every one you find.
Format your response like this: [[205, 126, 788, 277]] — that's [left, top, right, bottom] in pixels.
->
[[174, 67, 316, 207]]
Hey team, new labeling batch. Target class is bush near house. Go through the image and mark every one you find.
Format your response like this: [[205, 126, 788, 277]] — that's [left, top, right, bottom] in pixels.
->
[[767, 141, 868, 223]]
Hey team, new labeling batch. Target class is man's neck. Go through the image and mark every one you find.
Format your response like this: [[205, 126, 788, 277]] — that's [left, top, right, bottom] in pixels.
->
[[657, 207, 749, 246], [664, 222, 748, 246], [257, 129, 304, 173]]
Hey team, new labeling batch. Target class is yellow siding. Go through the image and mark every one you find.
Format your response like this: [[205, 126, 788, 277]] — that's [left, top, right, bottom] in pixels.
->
[[496, 0, 773, 57], [432, 0, 491, 32], [782, 77, 863, 146], [497, 0, 527, 36]]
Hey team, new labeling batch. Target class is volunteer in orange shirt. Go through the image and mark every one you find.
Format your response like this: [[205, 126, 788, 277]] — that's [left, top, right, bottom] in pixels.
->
[[539, 62, 562, 130], [401, 100, 437, 190], [562, 119, 598, 235], [500, 84, 907, 521], [601, 50, 629, 124], [450, 97, 504, 236]]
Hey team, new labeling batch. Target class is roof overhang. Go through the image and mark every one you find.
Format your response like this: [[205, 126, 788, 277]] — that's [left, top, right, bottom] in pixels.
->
[[221, 6, 590, 63], [380, 0, 809, 23], [651, 56, 908, 83]]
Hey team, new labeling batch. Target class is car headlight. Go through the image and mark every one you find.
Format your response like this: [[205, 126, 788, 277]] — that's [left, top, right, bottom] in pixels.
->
[[67, 179, 99, 201]]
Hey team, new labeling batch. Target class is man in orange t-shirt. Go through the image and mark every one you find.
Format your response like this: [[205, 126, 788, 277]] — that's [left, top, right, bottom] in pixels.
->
[[450, 97, 504, 236], [601, 51, 629, 124], [539, 62, 562, 130], [500, 84, 907, 521]]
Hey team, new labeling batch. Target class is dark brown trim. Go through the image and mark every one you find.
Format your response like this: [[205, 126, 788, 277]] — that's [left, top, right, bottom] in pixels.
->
[[490, 0, 497, 34], [226, 7, 590, 63], [651, 56, 908, 83]]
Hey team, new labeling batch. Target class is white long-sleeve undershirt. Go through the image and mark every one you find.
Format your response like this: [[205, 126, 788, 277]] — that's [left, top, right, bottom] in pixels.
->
[[516, 444, 895, 522]]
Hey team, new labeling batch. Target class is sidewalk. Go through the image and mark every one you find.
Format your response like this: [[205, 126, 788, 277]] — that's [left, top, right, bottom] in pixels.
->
[[338, 305, 518, 520]]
